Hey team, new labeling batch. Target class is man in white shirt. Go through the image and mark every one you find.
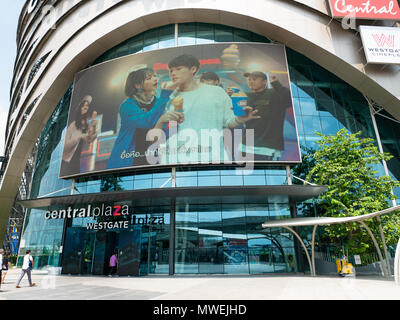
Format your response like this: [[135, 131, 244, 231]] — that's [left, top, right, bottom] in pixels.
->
[[16, 250, 36, 288], [157, 54, 259, 164]]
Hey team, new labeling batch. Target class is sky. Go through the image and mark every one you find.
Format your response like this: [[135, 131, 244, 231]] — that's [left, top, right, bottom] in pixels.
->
[[0, 1, 25, 155]]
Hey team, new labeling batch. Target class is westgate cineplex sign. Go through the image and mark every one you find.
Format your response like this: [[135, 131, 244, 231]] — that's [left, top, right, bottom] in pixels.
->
[[360, 26, 400, 64], [328, 0, 400, 20]]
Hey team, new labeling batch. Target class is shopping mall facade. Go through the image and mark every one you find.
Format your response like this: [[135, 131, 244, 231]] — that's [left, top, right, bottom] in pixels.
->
[[1, 0, 400, 276]]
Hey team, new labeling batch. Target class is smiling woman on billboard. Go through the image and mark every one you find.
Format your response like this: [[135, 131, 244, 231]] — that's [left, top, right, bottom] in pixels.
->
[[61, 95, 97, 176], [106, 66, 181, 170]]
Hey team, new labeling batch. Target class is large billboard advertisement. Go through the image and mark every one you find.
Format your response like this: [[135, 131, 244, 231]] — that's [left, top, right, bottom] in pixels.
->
[[59, 43, 301, 178]]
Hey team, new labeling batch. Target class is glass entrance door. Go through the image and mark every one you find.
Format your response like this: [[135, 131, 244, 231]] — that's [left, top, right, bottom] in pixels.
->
[[80, 232, 96, 275], [118, 227, 142, 276], [62, 210, 171, 276], [148, 222, 170, 274], [61, 228, 96, 275]]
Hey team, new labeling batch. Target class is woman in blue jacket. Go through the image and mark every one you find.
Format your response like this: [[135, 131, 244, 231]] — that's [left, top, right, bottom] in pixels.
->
[[107, 67, 181, 169]]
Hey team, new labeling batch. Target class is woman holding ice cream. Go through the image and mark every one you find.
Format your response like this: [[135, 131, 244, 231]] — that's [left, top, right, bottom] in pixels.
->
[[107, 66, 182, 169]]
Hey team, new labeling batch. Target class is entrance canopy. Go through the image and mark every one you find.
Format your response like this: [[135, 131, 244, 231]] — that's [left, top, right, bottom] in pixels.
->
[[19, 185, 328, 208], [262, 205, 400, 228], [262, 205, 400, 278]]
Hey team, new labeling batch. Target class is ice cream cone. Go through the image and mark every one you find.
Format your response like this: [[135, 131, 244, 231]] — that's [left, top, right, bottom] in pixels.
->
[[172, 96, 183, 112], [221, 44, 240, 69]]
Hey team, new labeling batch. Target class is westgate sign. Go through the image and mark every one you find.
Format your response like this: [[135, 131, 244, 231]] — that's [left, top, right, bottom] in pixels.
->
[[360, 25, 400, 64], [328, 0, 400, 20]]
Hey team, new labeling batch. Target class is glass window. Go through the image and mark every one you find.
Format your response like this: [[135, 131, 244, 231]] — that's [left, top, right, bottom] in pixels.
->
[[153, 177, 171, 188], [198, 175, 220, 186], [222, 204, 248, 274], [221, 175, 243, 186], [159, 25, 175, 49], [243, 175, 266, 186], [178, 23, 196, 46], [176, 176, 198, 187], [143, 28, 160, 52], [196, 23, 215, 44], [18, 208, 64, 268], [198, 208, 224, 273], [214, 25, 234, 42], [175, 208, 198, 273], [134, 179, 152, 190]]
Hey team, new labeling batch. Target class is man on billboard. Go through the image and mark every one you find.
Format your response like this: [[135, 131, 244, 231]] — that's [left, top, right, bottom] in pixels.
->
[[106, 66, 182, 169], [199, 71, 221, 87], [157, 54, 260, 164], [240, 71, 292, 160]]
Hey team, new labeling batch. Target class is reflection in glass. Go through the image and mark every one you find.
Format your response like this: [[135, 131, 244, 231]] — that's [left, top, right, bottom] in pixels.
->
[[222, 205, 248, 274], [198, 209, 223, 273], [175, 207, 199, 273]]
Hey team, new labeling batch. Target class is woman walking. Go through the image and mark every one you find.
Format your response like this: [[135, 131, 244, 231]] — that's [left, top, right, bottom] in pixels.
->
[[1, 252, 11, 284]]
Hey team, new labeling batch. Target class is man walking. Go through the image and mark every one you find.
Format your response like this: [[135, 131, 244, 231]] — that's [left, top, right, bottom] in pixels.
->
[[16, 250, 36, 288]]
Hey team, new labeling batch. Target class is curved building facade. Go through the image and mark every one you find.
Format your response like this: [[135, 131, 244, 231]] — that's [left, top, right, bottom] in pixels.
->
[[2, 0, 400, 275]]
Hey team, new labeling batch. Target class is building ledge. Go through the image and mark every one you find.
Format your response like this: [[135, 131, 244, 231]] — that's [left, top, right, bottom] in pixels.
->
[[18, 185, 328, 208]]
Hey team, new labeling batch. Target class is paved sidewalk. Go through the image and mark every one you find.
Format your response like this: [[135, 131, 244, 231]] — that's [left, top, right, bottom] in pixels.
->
[[1, 267, 400, 300]]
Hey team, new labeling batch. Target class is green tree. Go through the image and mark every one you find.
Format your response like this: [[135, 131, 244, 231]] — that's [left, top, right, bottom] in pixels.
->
[[304, 129, 400, 255]]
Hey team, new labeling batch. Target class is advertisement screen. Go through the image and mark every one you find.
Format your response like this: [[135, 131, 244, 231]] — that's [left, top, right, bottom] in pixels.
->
[[59, 43, 301, 178]]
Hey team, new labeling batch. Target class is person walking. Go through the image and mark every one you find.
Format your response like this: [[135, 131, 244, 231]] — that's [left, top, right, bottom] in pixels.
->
[[0, 249, 3, 291], [16, 250, 36, 288], [1, 252, 11, 284], [108, 251, 118, 277]]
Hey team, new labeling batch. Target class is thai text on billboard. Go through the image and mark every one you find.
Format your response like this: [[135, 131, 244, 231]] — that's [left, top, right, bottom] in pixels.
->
[[59, 43, 301, 178]]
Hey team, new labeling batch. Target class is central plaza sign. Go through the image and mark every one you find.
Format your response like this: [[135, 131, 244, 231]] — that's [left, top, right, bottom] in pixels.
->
[[44, 203, 165, 230], [328, 0, 400, 20]]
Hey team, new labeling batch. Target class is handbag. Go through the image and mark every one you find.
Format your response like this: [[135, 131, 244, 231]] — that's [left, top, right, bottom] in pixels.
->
[[2, 257, 7, 270], [28, 259, 33, 270]]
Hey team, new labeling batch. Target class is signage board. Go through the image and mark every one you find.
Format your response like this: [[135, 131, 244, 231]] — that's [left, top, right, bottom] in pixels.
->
[[44, 203, 166, 230], [360, 25, 400, 64], [59, 42, 301, 178], [328, 0, 400, 20]]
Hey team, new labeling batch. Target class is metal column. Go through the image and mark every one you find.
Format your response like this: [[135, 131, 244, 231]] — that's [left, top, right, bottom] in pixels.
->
[[368, 101, 393, 276], [169, 168, 176, 275]]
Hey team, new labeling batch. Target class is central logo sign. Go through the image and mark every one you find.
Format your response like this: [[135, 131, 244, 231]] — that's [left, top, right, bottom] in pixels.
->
[[328, 0, 400, 20]]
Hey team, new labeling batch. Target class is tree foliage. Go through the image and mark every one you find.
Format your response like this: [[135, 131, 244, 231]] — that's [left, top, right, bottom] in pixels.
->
[[303, 129, 400, 254]]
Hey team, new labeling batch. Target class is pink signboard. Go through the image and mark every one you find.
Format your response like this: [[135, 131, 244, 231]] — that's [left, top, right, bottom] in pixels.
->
[[328, 0, 400, 20]]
